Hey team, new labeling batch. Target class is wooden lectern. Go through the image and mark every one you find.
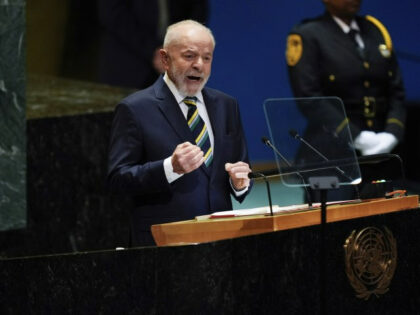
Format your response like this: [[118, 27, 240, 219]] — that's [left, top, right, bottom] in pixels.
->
[[2, 195, 419, 313], [152, 195, 419, 246]]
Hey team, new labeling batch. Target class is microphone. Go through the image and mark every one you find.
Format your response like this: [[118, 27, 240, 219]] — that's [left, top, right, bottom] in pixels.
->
[[261, 136, 313, 207], [248, 172, 261, 179], [289, 129, 331, 163], [261, 137, 292, 168], [288, 129, 357, 184], [248, 170, 279, 179], [248, 172, 274, 216]]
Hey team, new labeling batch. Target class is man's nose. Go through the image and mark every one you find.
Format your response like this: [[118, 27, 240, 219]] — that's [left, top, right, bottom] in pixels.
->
[[193, 57, 203, 70]]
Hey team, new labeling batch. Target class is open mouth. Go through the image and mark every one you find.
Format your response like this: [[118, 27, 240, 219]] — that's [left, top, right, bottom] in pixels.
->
[[187, 75, 201, 81]]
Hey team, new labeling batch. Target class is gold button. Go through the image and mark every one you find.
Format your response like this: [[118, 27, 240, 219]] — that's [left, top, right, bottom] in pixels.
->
[[364, 108, 370, 114], [367, 120, 373, 127], [364, 81, 370, 88], [329, 74, 335, 81], [388, 71, 393, 77], [364, 97, 370, 106], [363, 62, 370, 69]]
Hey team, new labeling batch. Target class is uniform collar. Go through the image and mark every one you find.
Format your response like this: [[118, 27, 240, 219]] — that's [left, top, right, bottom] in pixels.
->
[[331, 15, 360, 33]]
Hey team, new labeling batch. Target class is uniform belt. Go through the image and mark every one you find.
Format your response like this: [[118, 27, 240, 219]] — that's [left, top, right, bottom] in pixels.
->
[[343, 97, 387, 117]]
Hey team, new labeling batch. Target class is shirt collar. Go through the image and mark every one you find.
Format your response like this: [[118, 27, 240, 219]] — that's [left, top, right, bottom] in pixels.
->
[[332, 15, 360, 34], [163, 73, 204, 105]]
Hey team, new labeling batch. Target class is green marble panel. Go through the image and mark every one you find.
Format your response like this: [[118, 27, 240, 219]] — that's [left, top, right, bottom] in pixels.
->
[[26, 74, 134, 120], [0, 3, 26, 231], [0, 1, 25, 6]]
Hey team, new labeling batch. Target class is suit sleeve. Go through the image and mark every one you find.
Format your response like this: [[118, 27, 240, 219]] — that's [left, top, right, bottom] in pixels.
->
[[107, 103, 171, 195], [230, 100, 252, 203]]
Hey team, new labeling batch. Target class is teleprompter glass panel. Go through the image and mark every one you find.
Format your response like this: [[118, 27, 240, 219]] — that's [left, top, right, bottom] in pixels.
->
[[263, 97, 361, 187]]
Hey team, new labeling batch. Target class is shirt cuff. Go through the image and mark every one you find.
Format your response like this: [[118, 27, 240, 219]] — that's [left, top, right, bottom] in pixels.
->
[[230, 178, 249, 197], [164, 156, 183, 184]]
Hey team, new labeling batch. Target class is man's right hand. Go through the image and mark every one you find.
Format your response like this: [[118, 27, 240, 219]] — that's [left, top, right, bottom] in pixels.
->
[[171, 142, 204, 174]]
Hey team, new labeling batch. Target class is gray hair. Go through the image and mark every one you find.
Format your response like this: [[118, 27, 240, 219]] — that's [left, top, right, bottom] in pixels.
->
[[163, 19, 216, 49]]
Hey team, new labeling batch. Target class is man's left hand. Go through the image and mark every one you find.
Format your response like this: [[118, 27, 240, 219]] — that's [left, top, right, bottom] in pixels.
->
[[225, 162, 251, 191]]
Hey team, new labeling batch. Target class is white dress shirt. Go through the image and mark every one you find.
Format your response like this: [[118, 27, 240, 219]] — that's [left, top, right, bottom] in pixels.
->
[[332, 16, 365, 49], [162, 73, 214, 183], [161, 73, 248, 196]]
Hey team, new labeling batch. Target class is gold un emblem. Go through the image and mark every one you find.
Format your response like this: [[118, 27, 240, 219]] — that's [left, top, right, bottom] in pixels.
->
[[344, 226, 397, 300]]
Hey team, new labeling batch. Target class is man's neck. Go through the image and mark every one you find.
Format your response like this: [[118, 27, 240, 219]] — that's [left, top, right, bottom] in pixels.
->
[[163, 72, 203, 104]]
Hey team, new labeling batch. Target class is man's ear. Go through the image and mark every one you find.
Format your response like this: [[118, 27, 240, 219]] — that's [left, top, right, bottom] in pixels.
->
[[160, 49, 169, 67]]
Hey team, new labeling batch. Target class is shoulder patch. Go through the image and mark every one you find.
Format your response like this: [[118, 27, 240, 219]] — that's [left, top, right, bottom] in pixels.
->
[[286, 34, 303, 66], [365, 15, 393, 53]]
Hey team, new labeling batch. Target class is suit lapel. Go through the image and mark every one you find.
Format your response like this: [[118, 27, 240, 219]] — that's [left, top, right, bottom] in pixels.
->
[[154, 77, 211, 177], [154, 77, 195, 144], [203, 89, 222, 178]]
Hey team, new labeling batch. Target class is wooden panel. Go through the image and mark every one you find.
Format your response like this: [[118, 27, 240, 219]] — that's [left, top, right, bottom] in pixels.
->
[[151, 195, 419, 246]]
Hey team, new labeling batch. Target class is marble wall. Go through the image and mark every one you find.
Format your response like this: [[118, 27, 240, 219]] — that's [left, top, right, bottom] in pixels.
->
[[0, 0, 26, 231], [0, 75, 135, 258]]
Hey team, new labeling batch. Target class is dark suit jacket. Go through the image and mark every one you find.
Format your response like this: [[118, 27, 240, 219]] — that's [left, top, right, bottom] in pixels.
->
[[107, 76, 250, 246]]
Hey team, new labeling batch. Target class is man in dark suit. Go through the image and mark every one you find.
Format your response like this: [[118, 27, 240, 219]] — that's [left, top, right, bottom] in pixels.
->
[[286, 0, 405, 157], [107, 20, 252, 246]]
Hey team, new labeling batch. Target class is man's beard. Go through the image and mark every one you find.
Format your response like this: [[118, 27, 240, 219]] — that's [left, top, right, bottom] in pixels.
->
[[171, 65, 209, 96]]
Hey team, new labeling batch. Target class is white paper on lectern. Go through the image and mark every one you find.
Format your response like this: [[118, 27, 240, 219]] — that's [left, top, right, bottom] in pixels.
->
[[207, 204, 311, 219], [194, 199, 361, 220]]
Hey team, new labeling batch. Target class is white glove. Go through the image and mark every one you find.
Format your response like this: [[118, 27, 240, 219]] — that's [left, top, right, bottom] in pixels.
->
[[361, 132, 398, 155], [354, 131, 380, 151]]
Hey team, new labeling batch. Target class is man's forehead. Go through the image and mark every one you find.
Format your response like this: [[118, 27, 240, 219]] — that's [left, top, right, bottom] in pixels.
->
[[169, 36, 214, 52]]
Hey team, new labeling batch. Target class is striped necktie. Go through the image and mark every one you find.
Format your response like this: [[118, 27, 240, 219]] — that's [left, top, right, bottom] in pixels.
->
[[184, 96, 213, 167]]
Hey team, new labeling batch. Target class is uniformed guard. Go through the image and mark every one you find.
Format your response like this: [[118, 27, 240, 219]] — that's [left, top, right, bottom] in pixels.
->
[[286, 0, 405, 156]]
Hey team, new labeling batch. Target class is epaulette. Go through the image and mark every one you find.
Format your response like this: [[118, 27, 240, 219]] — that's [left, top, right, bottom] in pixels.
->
[[365, 15, 393, 52]]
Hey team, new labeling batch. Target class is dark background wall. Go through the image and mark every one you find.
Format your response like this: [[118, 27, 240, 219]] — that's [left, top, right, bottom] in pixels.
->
[[26, 1, 420, 164]]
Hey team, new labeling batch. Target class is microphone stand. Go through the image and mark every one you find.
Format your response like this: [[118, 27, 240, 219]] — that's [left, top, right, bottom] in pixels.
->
[[288, 129, 361, 203], [289, 129, 353, 181], [308, 176, 339, 315], [261, 137, 313, 207], [249, 172, 274, 216], [289, 130, 347, 314]]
